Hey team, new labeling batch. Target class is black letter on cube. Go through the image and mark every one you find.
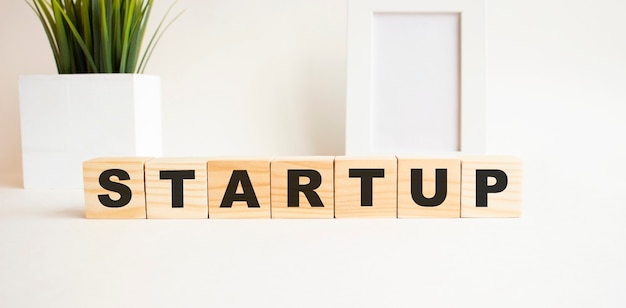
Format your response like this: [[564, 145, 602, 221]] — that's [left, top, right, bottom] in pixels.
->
[[98, 169, 132, 208], [411, 169, 448, 207], [475, 169, 508, 207], [220, 170, 260, 208], [160, 170, 195, 208], [349, 168, 385, 206], [287, 169, 324, 207]]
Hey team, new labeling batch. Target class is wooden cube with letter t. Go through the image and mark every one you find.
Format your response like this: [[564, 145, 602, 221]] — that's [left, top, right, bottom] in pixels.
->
[[83, 157, 153, 219], [334, 156, 397, 218], [207, 157, 271, 218], [270, 157, 334, 218], [461, 156, 522, 217], [145, 157, 209, 219], [397, 157, 461, 218]]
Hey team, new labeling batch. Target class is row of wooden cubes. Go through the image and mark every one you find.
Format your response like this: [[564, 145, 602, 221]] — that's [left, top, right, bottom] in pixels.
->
[[83, 156, 522, 219]]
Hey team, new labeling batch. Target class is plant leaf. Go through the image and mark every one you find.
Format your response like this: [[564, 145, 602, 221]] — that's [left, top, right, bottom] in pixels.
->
[[27, 0, 62, 73], [28, 0, 180, 74], [138, 0, 182, 73], [50, 0, 99, 72]]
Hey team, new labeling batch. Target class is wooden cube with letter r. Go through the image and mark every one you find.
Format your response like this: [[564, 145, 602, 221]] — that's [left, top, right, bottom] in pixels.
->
[[83, 157, 153, 219], [461, 156, 522, 217], [270, 156, 334, 218], [207, 157, 271, 218]]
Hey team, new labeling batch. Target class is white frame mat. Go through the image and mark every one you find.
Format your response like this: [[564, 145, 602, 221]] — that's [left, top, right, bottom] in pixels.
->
[[345, 0, 485, 155]]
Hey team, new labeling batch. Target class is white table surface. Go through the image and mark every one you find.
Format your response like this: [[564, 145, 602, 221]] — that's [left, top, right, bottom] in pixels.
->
[[1, 159, 624, 307]]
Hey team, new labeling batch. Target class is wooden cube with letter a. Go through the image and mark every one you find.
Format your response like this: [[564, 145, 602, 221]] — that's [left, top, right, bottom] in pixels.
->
[[83, 157, 153, 219], [145, 157, 209, 219], [334, 156, 397, 218], [270, 156, 334, 218], [207, 157, 271, 218], [397, 157, 461, 218], [461, 156, 522, 217]]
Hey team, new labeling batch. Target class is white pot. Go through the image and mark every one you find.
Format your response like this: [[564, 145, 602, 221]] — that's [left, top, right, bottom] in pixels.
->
[[19, 74, 162, 189]]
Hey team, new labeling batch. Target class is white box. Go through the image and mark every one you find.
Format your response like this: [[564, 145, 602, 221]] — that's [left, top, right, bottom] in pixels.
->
[[19, 74, 162, 189]]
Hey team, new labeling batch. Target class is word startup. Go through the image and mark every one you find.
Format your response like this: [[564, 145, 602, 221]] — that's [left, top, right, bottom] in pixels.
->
[[83, 156, 522, 219]]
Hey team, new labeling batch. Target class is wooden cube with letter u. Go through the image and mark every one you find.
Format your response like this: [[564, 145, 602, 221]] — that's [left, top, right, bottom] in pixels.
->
[[207, 157, 271, 218], [334, 156, 397, 218], [270, 157, 334, 218], [145, 157, 209, 219], [83, 157, 153, 219], [397, 157, 461, 218]]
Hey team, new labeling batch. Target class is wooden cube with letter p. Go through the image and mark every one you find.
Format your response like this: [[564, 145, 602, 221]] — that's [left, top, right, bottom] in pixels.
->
[[207, 157, 271, 218], [270, 157, 334, 218], [145, 157, 209, 219], [397, 157, 461, 218], [334, 156, 397, 218], [83, 157, 153, 219], [461, 156, 522, 217]]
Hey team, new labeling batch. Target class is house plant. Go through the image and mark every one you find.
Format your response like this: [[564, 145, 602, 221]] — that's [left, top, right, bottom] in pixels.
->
[[20, 0, 181, 189]]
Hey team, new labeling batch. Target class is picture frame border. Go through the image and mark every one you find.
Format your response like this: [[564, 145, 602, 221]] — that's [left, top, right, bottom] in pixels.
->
[[345, 0, 486, 155]]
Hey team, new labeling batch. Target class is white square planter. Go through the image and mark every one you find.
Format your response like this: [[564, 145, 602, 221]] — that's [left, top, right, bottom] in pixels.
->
[[19, 74, 162, 189]]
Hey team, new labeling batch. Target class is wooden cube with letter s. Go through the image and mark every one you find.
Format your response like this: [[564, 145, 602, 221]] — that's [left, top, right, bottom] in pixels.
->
[[83, 157, 153, 219]]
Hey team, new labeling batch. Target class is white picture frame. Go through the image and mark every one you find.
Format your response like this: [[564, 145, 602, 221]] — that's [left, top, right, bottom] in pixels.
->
[[345, 0, 485, 155]]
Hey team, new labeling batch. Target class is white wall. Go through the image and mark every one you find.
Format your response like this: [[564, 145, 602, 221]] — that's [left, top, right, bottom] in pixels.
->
[[0, 0, 347, 175], [1, 0, 626, 306], [4, 0, 623, 170]]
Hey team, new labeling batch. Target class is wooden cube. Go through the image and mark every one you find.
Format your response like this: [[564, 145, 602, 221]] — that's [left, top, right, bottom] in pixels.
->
[[397, 157, 461, 218], [207, 157, 271, 218], [83, 157, 153, 219], [461, 156, 522, 217], [270, 157, 334, 218], [334, 156, 397, 218], [145, 157, 209, 219]]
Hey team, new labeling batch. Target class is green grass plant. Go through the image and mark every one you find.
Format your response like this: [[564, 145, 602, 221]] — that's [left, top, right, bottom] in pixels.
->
[[27, 0, 182, 74]]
